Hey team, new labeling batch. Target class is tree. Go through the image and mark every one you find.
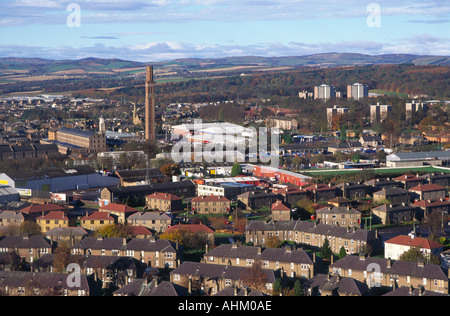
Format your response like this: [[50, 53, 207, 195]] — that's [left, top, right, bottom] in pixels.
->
[[231, 163, 243, 177], [266, 236, 282, 248], [272, 278, 283, 296], [160, 163, 181, 178], [338, 246, 347, 259], [53, 243, 72, 273], [320, 238, 333, 260], [20, 221, 42, 237], [241, 260, 269, 292], [399, 246, 441, 265], [293, 279, 304, 296]]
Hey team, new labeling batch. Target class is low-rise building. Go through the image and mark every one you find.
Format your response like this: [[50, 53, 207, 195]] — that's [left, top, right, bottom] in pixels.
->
[[271, 200, 291, 221], [372, 204, 423, 225], [191, 196, 231, 215], [127, 212, 172, 234], [409, 184, 447, 201], [384, 235, 444, 260], [329, 254, 449, 294], [80, 211, 115, 231], [99, 203, 138, 225], [237, 190, 278, 211], [145, 192, 183, 212], [170, 261, 277, 296], [0, 235, 52, 262], [373, 188, 411, 205], [202, 243, 315, 279], [36, 211, 69, 233], [316, 206, 362, 228]]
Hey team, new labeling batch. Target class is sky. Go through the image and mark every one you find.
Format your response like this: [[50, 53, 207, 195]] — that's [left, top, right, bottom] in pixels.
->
[[0, 0, 449, 62]]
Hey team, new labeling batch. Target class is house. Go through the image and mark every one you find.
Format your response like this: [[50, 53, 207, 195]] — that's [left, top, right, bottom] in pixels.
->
[[335, 182, 371, 200], [82, 255, 146, 289], [191, 196, 231, 215], [202, 243, 315, 279], [409, 184, 447, 201], [124, 238, 181, 269], [170, 261, 277, 296], [421, 173, 450, 188], [145, 192, 183, 212], [36, 211, 69, 233], [0, 270, 89, 296], [304, 183, 337, 202], [245, 220, 380, 255], [80, 211, 115, 231], [271, 200, 291, 221], [127, 212, 172, 234], [272, 186, 309, 207], [384, 235, 444, 260], [19, 203, 65, 218], [394, 174, 426, 190], [98, 203, 138, 225], [113, 278, 188, 296], [44, 227, 88, 247], [329, 254, 449, 294], [373, 188, 411, 205], [372, 204, 423, 225], [0, 235, 52, 262], [71, 236, 128, 257], [0, 210, 31, 227], [305, 273, 370, 296], [412, 199, 450, 218], [315, 206, 362, 228], [364, 178, 403, 192], [360, 135, 383, 148], [237, 190, 279, 211]]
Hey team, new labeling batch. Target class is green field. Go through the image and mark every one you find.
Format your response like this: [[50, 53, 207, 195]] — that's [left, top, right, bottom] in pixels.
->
[[301, 166, 450, 177]]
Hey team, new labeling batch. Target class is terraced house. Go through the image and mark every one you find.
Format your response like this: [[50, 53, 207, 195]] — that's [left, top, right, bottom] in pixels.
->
[[202, 243, 315, 279], [245, 220, 380, 255], [329, 254, 449, 294]]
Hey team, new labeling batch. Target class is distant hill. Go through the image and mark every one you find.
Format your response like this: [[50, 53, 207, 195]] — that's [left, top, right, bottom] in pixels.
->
[[1, 53, 449, 76]]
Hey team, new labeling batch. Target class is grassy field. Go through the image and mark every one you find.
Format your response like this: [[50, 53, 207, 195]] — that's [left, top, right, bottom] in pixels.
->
[[301, 166, 450, 176]]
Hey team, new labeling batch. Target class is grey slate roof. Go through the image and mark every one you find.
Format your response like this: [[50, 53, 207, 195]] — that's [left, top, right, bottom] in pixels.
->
[[330, 255, 448, 281], [387, 151, 450, 162], [205, 244, 314, 265], [246, 220, 376, 242], [306, 274, 369, 296], [0, 235, 52, 249], [171, 261, 276, 283]]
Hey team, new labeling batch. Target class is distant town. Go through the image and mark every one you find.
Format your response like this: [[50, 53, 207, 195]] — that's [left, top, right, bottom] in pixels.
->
[[0, 61, 449, 298]]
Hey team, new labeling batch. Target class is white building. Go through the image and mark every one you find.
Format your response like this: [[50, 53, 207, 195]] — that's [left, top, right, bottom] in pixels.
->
[[384, 234, 443, 260]]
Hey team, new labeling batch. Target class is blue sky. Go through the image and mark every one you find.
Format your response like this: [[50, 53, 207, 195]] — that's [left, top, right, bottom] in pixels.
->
[[0, 0, 449, 61]]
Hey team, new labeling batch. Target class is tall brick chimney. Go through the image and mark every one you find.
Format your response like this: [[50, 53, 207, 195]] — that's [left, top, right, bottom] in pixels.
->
[[145, 66, 156, 141]]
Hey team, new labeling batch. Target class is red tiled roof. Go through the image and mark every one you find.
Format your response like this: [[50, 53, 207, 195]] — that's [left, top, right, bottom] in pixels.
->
[[304, 183, 335, 191], [413, 199, 450, 208], [127, 226, 153, 236], [385, 235, 443, 250], [271, 200, 290, 211], [165, 224, 215, 234], [191, 196, 230, 203], [20, 203, 65, 214], [100, 203, 138, 213], [81, 212, 114, 221], [409, 184, 446, 192], [36, 211, 68, 220], [394, 174, 423, 182], [145, 192, 182, 201]]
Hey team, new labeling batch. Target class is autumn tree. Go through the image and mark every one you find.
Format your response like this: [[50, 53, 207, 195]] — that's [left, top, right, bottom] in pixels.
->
[[266, 236, 282, 248], [160, 163, 181, 178], [53, 243, 72, 273], [241, 260, 269, 292]]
